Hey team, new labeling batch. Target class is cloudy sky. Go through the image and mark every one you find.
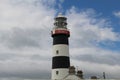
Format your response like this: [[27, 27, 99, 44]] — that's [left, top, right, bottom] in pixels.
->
[[0, 0, 120, 79]]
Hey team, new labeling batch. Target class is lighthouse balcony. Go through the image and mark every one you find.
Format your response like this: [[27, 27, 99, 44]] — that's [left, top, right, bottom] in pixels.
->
[[51, 29, 70, 37]]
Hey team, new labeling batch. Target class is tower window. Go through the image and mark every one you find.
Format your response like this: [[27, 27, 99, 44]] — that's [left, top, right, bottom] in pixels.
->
[[56, 50, 59, 54], [56, 71, 59, 75]]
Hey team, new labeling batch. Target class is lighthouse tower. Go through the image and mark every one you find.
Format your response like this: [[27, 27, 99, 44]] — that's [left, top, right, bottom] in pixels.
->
[[51, 13, 70, 80]]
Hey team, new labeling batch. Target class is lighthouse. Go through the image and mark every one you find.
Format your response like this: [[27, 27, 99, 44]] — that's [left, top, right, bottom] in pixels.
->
[[51, 13, 70, 80]]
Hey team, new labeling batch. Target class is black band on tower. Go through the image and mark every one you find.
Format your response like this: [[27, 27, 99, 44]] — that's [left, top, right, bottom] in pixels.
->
[[53, 34, 69, 45], [52, 56, 70, 69]]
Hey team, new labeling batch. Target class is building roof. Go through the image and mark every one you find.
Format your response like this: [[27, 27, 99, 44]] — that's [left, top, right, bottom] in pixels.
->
[[63, 74, 82, 80]]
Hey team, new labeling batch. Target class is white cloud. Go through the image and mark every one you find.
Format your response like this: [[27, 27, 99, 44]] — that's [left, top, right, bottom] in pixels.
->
[[0, 0, 54, 79], [0, 0, 120, 79], [66, 7, 120, 48], [70, 47, 120, 65], [114, 11, 120, 18], [0, 0, 55, 30], [67, 7, 120, 79], [72, 60, 120, 79]]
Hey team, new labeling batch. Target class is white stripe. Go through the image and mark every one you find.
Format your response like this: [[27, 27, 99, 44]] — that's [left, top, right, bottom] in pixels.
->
[[52, 44, 69, 57], [52, 69, 69, 80]]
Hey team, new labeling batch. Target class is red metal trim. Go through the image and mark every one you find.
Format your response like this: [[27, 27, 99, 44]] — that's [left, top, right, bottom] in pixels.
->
[[52, 30, 70, 35]]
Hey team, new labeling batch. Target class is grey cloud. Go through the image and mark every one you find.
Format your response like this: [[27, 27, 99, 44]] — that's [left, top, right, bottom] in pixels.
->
[[0, 59, 51, 79], [72, 53, 120, 65], [0, 51, 51, 62], [0, 50, 52, 79], [0, 53, 16, 61], [70, 29, 99, 48], [0, 66, 51, 79], [0, 27, 51, 49], [30, 54, 51, 61], [0, 69, 50, 79]]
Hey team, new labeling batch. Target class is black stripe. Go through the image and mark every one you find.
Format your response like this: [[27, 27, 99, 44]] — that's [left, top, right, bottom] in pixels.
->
[[52, 56, 70, 69], [52, 34, 69, 45]]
